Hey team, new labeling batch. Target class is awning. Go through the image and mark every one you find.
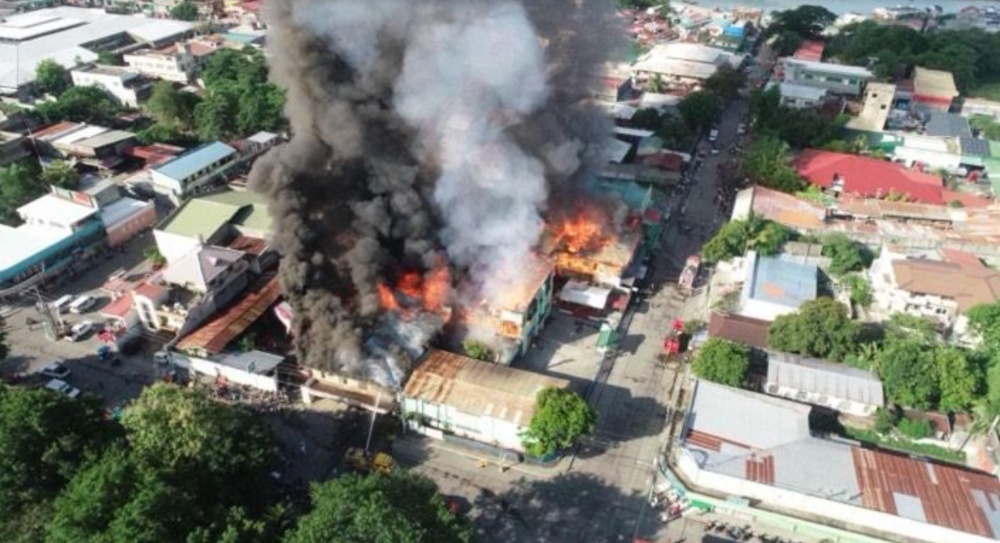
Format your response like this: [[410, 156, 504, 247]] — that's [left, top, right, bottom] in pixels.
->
[[559, 280, 612, 310]]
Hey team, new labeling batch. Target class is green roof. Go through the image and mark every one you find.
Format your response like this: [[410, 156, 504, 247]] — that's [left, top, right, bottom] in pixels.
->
[[158, 190, 271, 238]]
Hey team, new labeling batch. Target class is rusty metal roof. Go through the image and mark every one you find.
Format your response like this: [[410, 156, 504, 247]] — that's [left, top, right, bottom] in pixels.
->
[[403, 349, 570, 427], [176, 276, 281, 355]]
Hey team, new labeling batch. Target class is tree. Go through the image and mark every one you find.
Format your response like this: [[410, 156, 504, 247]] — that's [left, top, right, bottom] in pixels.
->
[[970, 114, 1000, 140], [135, 123, 200, 147], [897, 418, 933, 440], [39, 161, 79, 190], [768, 297, 860, 361], [873, 406, 897, 434], [742, 136, 806, 193], [0, 387, 117, 537], [772, 30, 804, 57], [33, 86, 121, 125], [145, 81, 200, 130], [0, 316, 8, 360], [521, 387, 597, 457], [822, 234, 874, 275], [462, 340, 492, 362], [844, 274, 872, 307], [0, 160, 43, 226], [195, 84, 242, 141], [143, 247, 166, 267], [34, 59, 70, 97], [768, 6, 836, 40], [703, 64, 742, 100], [935, 347, 978, 413], [195, 48, 287, 140], [691, 338, 749, 387], [283, 472, 474, 543], [169, 0, 199, 21], [884, 312, 938, 346], [701, 215, 794, 263], [97, 51, 120, 66], [967, 300, 1000, 350], [630, 108, 662, 131], [878, 340, 938, 409], [677, 90, 719, 131]]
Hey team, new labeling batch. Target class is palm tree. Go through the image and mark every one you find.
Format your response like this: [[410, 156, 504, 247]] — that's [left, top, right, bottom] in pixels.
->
[[856, 342, 881, 372], [954, 402, 998, 452]]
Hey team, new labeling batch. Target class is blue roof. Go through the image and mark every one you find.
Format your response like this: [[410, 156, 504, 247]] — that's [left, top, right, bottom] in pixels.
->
[[224, 32, 264, 45], [748, 256, 817, 308], [153, 142, 236, 181]]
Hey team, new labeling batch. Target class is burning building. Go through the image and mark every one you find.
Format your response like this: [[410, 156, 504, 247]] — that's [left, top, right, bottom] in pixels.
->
[[248, 0, 621, 392]]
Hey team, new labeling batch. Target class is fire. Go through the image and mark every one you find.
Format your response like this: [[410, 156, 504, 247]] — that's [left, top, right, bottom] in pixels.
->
[[376, 262, 452, 318], [550, 206, 614, 254]]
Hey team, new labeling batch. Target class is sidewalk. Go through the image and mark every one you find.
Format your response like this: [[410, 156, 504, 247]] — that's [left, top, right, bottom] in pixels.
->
[[394, 434, 561, 480]]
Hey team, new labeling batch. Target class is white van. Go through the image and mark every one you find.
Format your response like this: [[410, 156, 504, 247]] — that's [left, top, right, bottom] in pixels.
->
[[51, 294, 74, 314], [68, 295, 96, 314]]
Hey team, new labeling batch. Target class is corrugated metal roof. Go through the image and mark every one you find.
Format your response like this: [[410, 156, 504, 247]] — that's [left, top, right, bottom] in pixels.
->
[[176, 276, 281, 355], [925, 112, 972, 138], [766, 351, 884, 407], [153, 141, 236, 181], [403, 349, 570, 427], [961, 137, 992, 158], [708, 312, 770, 349]]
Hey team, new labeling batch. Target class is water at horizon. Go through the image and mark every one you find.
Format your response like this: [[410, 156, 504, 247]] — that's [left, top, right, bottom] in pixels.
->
[[688, 0, 997, 16]]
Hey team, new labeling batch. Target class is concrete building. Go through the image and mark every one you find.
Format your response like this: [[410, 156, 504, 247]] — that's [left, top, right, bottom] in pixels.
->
[[124, 42, 199, 83], [632, 42, 744, 88], [846, 82, 895, 133], [774, 82, 827, 109], [794, 149, 948, 205], [777, 58, 873, 97], [912, 67, 959, 113], [738, 251, 818, 322], [402, 349, 570, 454], [99, 196, 157, 248], [765, 351, 884, 416], [150, 141, 237, 202], [30, 121, 137, 169], [169, 349, 281, 392], [0, 194, 106, 288], [868, 245, 1000, 332], [679, 380, 1000, 543], [153, 189, 271, 264], [70, 64, 152, 107], [0, 7, 193, 95], [962, 97, 1000, 120]]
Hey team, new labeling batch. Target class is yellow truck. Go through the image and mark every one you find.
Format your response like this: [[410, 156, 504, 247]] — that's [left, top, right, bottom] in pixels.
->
[[343, 447, 395, 475]]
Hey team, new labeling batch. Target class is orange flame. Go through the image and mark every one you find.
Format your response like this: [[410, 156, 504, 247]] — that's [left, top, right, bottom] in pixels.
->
[[550, 206, 614, 254], [376, 283, 399, 311], [423, 264, 451, 312], [375, 263, 452, 319]]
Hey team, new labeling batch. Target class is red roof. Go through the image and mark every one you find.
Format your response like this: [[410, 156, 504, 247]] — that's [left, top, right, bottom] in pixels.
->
[[852, 447, 1000, 538], [942, 189, 992, 209], [792, 40, 824, 62], [228, 235, 268, 256], [134, 280, 167, 301], [794, 149, 946, 205], [639, 152, 684, 171], [100, 292, 134, 320], [941, 248, 983, 268], [177, 276, 281, 355]]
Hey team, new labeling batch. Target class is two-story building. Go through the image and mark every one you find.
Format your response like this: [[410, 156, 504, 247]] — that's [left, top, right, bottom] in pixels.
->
[[151, 142, 237, 202], [777, 58, 873, 97], [123, 38, 221, 83], [70, 65, 152, 107], [869, 245, 1000, 333]]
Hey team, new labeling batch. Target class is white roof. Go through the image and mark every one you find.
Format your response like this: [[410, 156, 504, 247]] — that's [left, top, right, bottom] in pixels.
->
[[99, 197, 151, 227], [18, 194, 96, 225], [602, 138, 633, 164], [901, 134, 954, 153], [635, 57, 719, 80], [53, 125, 107, 147], [0, 7, 193, 93], [640, 92, 683, 110], [559, 280, 612, 309], [246, 131, 279, 144], [689, 380, 812, 450], [783, 58, 873, 78], [778, 82, 827, 101], [0, 223, 73, 273], [641, 42, 741, 65], [613, 126, 655, 138]]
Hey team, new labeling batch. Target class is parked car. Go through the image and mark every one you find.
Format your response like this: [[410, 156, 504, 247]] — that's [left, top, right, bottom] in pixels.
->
[[65, 321, 94, 342], [69, 295, 96, 314], [737, 123, 746, 135], [44, 379, 80, 399], [40, 362, 70, 379], [708, 129, 719, 142], [50, 294, 75, 314]]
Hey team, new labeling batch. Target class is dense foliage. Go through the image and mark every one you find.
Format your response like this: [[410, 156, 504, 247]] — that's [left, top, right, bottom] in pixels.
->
[[765, 6, 836, 55], [702, 215, 794, 263], [821, 234, 874, 276], [0, 160, 44, 226], [741, 135, 806, 192], [169, 0, 199, 21], [521, 387, 597, 457], [40, 161, 79, 191], [677, 90, 720, 132], [691, 338, 749, 387], [749, 87, 845, 150], [194, 48, 286, 141], [34, 59, 70, 97], [34, 86, 122, 125], [284, 472, 475, 543], [146, 81, 201, 130], [768, 297, 860, 361]]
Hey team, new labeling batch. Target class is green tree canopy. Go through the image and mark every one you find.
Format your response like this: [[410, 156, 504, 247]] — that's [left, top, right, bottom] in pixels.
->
[[630, 107, 662, 131], [691, 338, 749, 387], [877, 340, 938, 409], [702, 215, 793, 263], [822, 234, 874, 275], [767, 5, 836, 39], [0, 316, 8, 360], [145, 81, 200, 130], [843, 274, 873, 307], [967, 300, 1000, 351], [283, 472, 474, 543], [703, 64, 742, 100], [741, 136, 806, 193], [34, 59, 70, 97], [0, 160, 44, 226], [935, 347, 978, 413], [33, 86, 121, 125], [521, 387, 597, 457], [768, 297, 860, 361], [677, 90, 719, 131], [39, 161, 79, 190], [169, 0, 199, 21]]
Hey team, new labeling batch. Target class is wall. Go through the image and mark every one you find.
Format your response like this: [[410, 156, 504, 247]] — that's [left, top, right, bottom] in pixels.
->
[[403, 397, 525, 452], [676, 450, 997, 543], [170, 351, 278, 392], [105, 202, 156, 247]]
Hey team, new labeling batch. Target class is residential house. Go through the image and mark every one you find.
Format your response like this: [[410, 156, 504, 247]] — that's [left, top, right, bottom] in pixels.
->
[[632, 43, 744, 89], [777, 58, 873, 97], [846, 82, 895, 133], [679, 380, 1000, 543], [707, 311, 770, 349], [868, 245, 1000, 334], [962, 97, 1000, 120], [402, 349, 571, 454], [793, 149, 947, 204], [925, 112, 972, 138], [765, 351, 884, 416], [30, 122, 137, 169], [912, 67, 959, 113], [301, 369, 397, 413], [99, 196, 157, 248], [150, 141, 237, 202], [153, 188, 271, 264], [774, 82, 827, 109], [123, 38, 221, 84], [792, 40, 824, 62], [230, 131, 283, 166], [738, 250, 818, 322], [70, 64, 152, 107], [169, 349, 282, 392]]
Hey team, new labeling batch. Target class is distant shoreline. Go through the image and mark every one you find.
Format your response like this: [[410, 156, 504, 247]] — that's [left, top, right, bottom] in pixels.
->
[[687, 0, 998, 16]]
